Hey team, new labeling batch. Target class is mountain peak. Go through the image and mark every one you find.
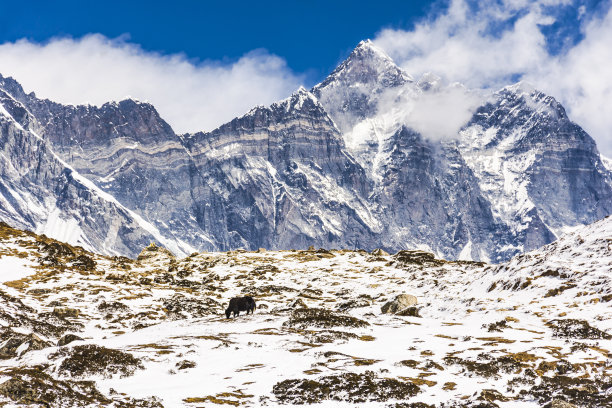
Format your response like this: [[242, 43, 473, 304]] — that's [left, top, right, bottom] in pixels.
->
[[277, 86, 321, 112], [0, 73, 31, 102], [503, 81, 538, 96], [231, 87, 321, 124], [496, 81, 568, 121], [311, 40, 412, 132], [313, 40, 412, 97], [354, 39, 378, 51], [352, 39, 394, 62], [294, 85, 309, 95]]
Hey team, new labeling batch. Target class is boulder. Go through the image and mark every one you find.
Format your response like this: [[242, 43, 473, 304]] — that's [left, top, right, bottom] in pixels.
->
[[381, 294, 418, 315], [549, 400, 578, 408], [396, 307, 421, 317], [0, 332, 50, 359], [337, 298, 372, 312], [52, 307, 80, 319], [394, 250, 443, 266], [57, 334, 84, 347], [71, 254, 96, 271], [289, 298, 308, 309], [176, 360, 197, 370], [137, 244, 175, 264]]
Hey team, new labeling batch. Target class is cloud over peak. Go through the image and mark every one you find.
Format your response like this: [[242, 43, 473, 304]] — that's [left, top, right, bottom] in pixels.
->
[[0, 34, 304, 134], [373, 0, 612, 156]]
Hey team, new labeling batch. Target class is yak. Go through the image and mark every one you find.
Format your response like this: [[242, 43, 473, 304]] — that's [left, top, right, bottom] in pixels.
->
[[225, 296, 256, 318]]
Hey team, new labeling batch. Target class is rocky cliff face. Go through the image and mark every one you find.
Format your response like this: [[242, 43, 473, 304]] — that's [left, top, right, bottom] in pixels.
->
[[182, 89, 379, 251], [0, 83, 169, 256], [371, 126, 508, 261], [460, 83, 612, 245], [0, 76, 203, 256], [0, 40, 610, 261], [1, 78, 381, 254]]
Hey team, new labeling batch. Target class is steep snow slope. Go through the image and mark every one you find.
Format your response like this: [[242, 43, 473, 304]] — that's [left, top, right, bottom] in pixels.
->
[[0, 217, 610, 407], [477, 214, 612, 300]]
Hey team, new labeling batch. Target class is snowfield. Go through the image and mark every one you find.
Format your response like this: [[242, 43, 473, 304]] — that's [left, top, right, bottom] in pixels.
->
[[0, 217, 610, 407]]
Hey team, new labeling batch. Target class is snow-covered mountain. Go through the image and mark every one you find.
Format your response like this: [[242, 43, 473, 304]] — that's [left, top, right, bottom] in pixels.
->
[[0, 40, 610, 261], [313, 40, 611, 261]]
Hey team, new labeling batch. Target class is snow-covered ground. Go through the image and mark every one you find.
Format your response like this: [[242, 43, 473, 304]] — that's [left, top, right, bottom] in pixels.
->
[[0, 217, 610, 407]]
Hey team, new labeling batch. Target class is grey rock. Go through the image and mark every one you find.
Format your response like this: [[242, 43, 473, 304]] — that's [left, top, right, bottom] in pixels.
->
[[549, 399, 578, 408], [381, 294, 418, 314]]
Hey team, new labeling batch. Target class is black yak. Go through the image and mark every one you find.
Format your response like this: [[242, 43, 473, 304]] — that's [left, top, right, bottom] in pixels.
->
[[225, 296, 256, 318]]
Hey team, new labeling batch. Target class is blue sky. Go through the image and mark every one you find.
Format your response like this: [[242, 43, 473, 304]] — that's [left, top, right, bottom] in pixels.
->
[[0, 0, 610, 155], [1, 0, 437, 82]]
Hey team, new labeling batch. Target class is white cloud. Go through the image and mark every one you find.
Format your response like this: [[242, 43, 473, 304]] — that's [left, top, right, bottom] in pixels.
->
[[0, 34, 304, 134], [402, 82, 483, 141], [374, 0, 612, 156]]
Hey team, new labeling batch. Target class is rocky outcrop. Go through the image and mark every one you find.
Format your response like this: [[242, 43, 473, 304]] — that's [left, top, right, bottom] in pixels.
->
[[57, 334, 84, 347], [181, 88, 379, 251], [0, 331, 50, 359]]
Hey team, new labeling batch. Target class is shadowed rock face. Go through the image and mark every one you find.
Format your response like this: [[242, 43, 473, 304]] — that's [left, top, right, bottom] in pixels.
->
[[183, 89, 378, 251], [0, 40, 610, 261], [370, 126, 507, 261]]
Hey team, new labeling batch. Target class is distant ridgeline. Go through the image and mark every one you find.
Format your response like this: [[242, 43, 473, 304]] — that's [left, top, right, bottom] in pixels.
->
[[0, 40, 611, 262]]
